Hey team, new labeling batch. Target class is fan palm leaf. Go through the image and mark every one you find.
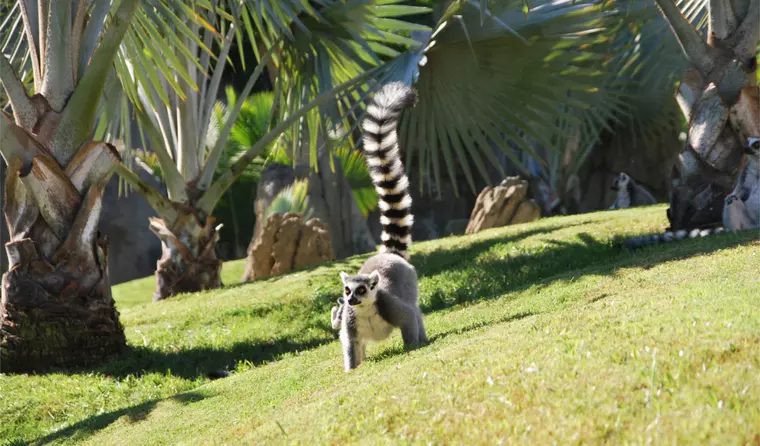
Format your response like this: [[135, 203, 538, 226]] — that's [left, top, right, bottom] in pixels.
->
[[265, 179, 314, 220], [361, 0, 710, 199]]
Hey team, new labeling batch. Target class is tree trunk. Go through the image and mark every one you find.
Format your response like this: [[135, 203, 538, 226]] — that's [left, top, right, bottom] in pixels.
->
[[299, 150, 376, 259], [0, 129, 126, 372], [656, 0, 759, 230], [150, 210, 223, 301]]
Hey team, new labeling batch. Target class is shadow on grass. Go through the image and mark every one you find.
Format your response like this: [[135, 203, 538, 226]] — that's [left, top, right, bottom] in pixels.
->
[[95, 297, 338, 380], [97, 337, 331, 380], [13, 392, 208, 446], [29, 225, 760, 384], [8, 223, 757, 445], [416, 229, 757, 314], [411, 222, 590, 278]]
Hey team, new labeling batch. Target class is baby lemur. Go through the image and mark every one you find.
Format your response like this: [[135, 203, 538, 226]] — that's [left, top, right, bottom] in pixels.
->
[[330, 82, 427, 372], [625, 137, 760, 250]]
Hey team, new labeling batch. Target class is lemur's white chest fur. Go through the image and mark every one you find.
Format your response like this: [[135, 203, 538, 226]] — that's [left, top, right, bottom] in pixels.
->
[[614, 188, 631, 209], [349, 304, 393, 342]]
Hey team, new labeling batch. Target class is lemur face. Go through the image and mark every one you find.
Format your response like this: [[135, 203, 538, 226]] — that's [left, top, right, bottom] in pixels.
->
[[339, 271, 380, 306], [611, 172, 630, 191], [746, 137, 760, 156]]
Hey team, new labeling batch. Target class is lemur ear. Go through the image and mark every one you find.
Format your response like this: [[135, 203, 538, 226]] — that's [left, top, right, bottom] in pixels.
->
[[369, 270, 380, 289], [339, 272, 349, 284]]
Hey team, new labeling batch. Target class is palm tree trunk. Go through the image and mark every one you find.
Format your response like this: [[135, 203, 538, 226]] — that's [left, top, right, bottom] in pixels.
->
[[299, 150, 376, 259], [655, 0, 759, 229], [0, 123, 126, 372], [149, 210, 223, 301]]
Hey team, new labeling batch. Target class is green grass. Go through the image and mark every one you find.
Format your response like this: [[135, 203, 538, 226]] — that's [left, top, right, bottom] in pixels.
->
[[2, 206, 759, 444]]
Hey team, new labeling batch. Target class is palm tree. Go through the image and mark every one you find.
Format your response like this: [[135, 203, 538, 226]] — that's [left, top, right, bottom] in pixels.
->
[[389, 1, 685, 203], [112, 0, 430, 299], [207, 88, 378, 261], [396, 0, 756, 226], [653, 0, 758, 229], [0, 1, 205, 372]]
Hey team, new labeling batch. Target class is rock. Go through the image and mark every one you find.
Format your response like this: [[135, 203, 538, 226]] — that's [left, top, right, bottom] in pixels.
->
[[245, 213, 334, 281], [244, 154, 374, 280], [500, 176, 524, 188], [294, 219, 334, 269], [510, 199, 541, 225], [466, 177, 538, 234]]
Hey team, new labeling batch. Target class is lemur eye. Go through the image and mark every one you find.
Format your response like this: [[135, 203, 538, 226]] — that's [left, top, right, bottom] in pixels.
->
[[356, 286, 366, 295], [344, 287, 351, 295]]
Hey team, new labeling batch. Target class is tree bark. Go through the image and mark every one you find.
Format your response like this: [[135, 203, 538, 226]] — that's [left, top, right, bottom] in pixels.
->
[[300, 151, 376, 259], [656, 0, 759, 230], [0, 132, 126, 372], [149, 211, 223, 301]]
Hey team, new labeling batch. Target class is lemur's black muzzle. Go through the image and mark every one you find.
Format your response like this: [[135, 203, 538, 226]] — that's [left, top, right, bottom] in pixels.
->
[[348, 296, 360, 306]]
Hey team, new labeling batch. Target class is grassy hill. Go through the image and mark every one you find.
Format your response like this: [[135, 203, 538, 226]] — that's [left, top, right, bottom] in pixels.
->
[[2, 206, 759, 444]]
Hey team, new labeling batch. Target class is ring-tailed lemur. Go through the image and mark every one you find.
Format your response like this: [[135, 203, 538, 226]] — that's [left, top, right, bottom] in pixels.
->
[[609, 172, 657, 210], [329, 82, 427, 372], [625, 137, 760, 250]]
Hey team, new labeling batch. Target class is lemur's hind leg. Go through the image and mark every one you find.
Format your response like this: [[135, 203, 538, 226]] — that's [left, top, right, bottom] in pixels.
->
[[416, 312, 428, 344], [381, 295, 422, 347], [400, 316, 421, 347]]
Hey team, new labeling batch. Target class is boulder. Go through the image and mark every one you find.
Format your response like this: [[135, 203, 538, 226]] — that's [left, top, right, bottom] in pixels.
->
[[244, 213, 334, 281], [465, 177, 540, 234], [510, 199, 541, 225]]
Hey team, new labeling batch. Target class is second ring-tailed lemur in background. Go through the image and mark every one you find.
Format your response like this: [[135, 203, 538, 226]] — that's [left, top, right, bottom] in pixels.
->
[[609, 172, 657, 210], [625, 137, 760, 250], [330, 82, 427, 372]]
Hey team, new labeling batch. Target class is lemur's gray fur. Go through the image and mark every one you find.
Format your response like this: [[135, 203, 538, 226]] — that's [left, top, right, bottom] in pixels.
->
[[330, 82, 427, 372], [625, 137, 760, 250], [609, 172, 657, 210]]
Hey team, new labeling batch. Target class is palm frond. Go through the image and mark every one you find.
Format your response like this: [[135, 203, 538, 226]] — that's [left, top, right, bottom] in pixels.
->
[[265, 179, 314, 220], [209, 86, 276, 182], [197, 1, 432, 213], [382, 0, 706, 198], [332, 144, 378, 218]]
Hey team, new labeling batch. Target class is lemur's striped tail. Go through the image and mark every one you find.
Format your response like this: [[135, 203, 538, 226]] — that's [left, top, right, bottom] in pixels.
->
[[362, 82, 417, 260], [624, 227, 725, 251]]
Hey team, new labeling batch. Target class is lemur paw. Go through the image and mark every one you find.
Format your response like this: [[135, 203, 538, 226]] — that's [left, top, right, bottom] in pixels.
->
[[330, 306, 341, 330], [330, 298, 346, 330]]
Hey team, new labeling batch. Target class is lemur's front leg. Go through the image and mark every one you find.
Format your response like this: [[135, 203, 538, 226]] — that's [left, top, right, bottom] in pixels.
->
[[338, 306, 361, 372]]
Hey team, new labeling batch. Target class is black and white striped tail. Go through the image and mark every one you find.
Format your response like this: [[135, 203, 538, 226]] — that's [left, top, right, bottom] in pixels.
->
[[362, 82, 417, 260], [624, 227, 725, 251]]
